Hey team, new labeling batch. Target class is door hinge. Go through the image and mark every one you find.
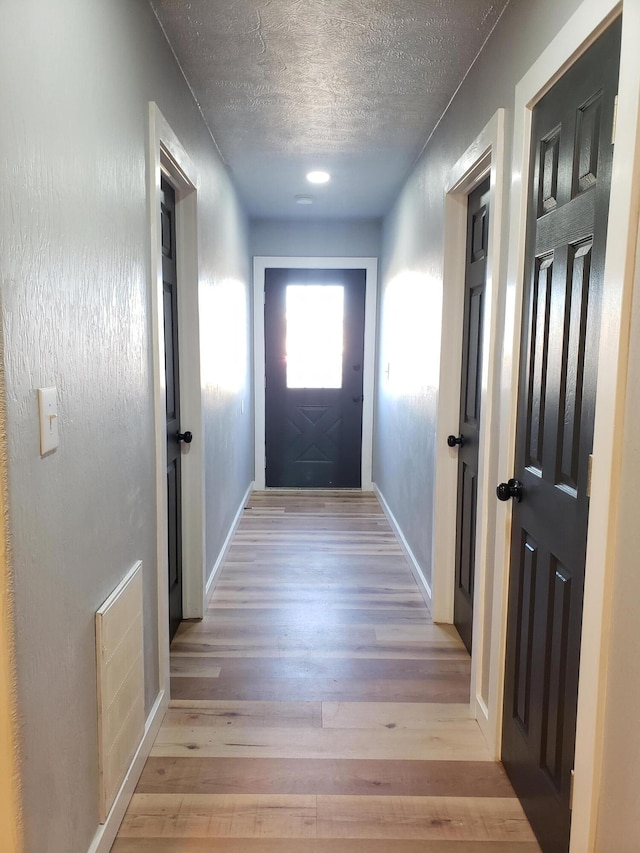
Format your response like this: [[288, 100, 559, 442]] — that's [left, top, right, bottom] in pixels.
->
[[612, 94, 618, 144], [587, 454, 593, 497], [570, 768, 575, 810]]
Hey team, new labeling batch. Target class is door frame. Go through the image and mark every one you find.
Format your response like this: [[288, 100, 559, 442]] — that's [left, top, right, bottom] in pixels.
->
[[432, 109, 507, 747], [491, 3, 640, 850], [148, 103, 206, 696], [0, 442, 21, 848], [253, 257, 378, 491]]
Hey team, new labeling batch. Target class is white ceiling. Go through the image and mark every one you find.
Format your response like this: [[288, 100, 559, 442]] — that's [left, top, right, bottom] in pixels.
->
[[150, 0, 509, 219]]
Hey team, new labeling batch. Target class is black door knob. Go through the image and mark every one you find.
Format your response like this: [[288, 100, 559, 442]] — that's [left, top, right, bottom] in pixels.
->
[[177, 430, 193, 444], [352, 395, 364, 403], [496, 478, 523, 502], [447, 434, 465, 447]]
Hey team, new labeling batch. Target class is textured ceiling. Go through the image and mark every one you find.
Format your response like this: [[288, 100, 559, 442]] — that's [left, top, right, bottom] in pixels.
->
[[150, 0, 509, 218]]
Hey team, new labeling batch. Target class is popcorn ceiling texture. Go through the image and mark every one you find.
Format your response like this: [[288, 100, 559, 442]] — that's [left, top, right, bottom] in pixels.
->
[[151, 0, 509, 217]]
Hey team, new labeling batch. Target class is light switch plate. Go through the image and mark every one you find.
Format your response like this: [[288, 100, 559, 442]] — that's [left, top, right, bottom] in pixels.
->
[[37, 386, 59, 455]]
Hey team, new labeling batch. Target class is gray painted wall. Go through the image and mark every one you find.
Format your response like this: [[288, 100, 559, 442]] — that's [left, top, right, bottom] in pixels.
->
[[0, 1, 252, 851], [250, 218, 382, 259], [374, 0, 584, 588]]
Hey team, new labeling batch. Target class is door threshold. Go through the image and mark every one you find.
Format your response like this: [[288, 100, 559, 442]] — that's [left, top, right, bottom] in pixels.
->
[[260, 487, 365, 493]]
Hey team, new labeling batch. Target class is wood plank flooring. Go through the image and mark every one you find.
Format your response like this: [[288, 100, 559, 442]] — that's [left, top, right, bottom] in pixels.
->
[[113, 490, 539, 852]]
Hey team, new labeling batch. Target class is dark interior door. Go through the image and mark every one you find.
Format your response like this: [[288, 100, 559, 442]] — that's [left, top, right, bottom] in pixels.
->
[[161, 177, 183, 641], [453, 177, 490, 654], [265, 268, 366, 488], [501, 19, 620, 853]]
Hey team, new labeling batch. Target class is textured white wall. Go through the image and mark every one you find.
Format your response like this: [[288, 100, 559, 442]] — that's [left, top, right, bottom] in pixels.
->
[[375, 0, 584, 587], [250, 218, 382, 259], [0, 1, 251, 851]]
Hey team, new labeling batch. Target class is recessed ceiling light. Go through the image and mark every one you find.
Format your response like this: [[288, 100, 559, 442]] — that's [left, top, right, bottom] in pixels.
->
[[295, 194, 314, 205], [306, 170, 331, 184]]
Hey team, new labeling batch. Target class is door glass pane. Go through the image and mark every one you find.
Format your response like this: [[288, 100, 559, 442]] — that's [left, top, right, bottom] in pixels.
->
[[286, 285, 344, 388]]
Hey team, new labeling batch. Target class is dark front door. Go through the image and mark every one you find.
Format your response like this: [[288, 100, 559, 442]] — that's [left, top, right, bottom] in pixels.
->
[[264, 268, 366, 488], [501, 19, 620, 853], [161, 177, 183, 641], [453, 178, 490, 654]]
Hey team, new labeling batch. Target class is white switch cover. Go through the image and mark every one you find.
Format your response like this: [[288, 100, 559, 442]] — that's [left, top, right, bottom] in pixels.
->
[[37, 386, 59, 455]]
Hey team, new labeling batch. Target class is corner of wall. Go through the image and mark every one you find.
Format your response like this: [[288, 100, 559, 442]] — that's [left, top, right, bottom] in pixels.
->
[[372, 482, 432, 608], [205, 480, 254, 602], [86, 688, 169, 853]]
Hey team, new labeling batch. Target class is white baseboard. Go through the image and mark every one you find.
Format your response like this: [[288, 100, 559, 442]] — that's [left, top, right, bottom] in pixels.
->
[[87, 687, 169, 853], [205, 480, 254, 602], [373, 483, 432, 606]]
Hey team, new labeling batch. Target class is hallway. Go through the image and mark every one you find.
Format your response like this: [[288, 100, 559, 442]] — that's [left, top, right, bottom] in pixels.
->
[[113, 491, 538, 850]]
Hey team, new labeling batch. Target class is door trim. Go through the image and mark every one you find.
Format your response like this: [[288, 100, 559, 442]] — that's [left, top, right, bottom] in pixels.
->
[[433, 109, 506, 748], [253, 257, 378, 491], [492, 3, 640, 850], [148, 103, 205, 696], [0, 444, 21, 848]]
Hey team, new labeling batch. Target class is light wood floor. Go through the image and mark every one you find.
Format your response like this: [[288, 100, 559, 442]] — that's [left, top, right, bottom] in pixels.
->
[[113, 490, 539, 852]]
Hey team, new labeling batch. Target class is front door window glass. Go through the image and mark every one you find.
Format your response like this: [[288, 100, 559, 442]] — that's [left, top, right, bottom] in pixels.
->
[[286, 285, 344, 388]]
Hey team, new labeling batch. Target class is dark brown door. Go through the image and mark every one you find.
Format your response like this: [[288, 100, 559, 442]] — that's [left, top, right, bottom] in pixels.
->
[[501, 19, 620, 853], [161, 177, 183, 641], [453, 178, 490, 653], [264, 268, 366, 488]]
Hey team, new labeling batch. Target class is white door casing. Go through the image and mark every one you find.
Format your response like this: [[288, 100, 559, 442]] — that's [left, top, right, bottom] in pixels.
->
[[148, 102, 206, 692], [253, 256, 378, 491], [491, 2, 640, 850], [433, 110, 507, 751]]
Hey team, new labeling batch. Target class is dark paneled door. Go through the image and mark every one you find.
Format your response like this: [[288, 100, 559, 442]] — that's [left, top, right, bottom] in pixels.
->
[[453, 178, 490, 654], [161, 177, 183, 641], [265, 268, 366, 488], [501, 19, 620, 853]]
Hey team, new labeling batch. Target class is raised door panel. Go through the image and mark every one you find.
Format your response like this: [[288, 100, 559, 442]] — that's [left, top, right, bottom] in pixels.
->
[[501, 19, 620, 853], [453, 178, 489, 653], [161, 178, 183, 641]]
